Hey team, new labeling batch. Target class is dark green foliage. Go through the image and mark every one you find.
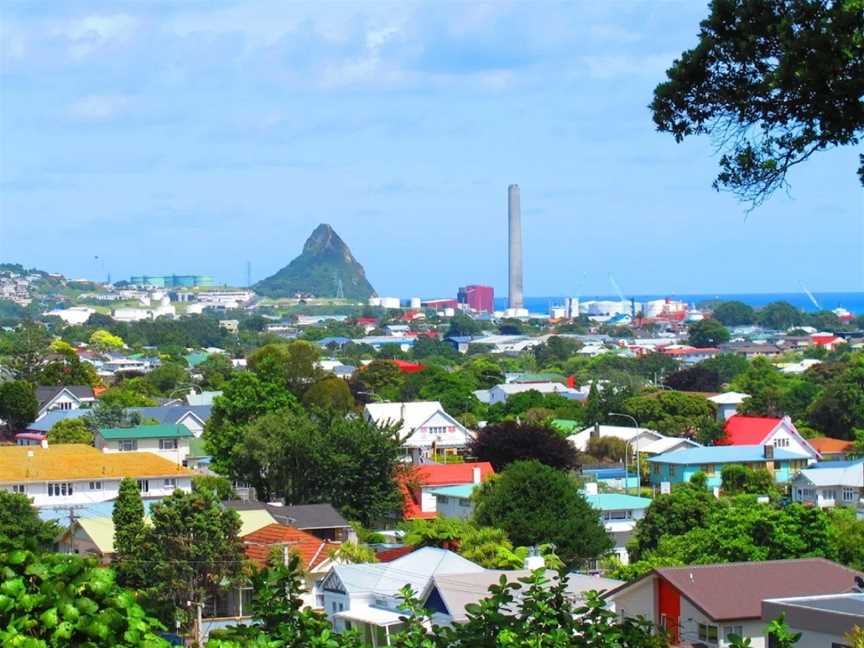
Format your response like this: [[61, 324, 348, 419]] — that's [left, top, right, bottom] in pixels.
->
[[533, 336, 582, 367], [350, 359, 405, 401], [303, 376, 355, 413], [473, 460, 612, 567], [687, 319, 730, 348], [711, 301, 755, 326], [0, 379, 39, 432], [192, 475, 237, 501], [805, 354, 864, 439], [0, 320, 50, 382], [113, 477, 146, 589], [247, 340, 322, 397], [628, 482, 715, 561], [622, 390, 716, 438], [445, 313, 485, 338], [0, 491, 61, 553], [699, 353, 749, 384], [664, 365, 721, 392], [0, 550, 169, 647], [651, 0, 864, 205], [757, 302, 803, 330], [721, 464, 776, 495], [254, 224, 376, 299], [143, 362, 188, 396], [47, 418, 93, 445], [470, 421, 579, 471], [197, 353, 234, 390]]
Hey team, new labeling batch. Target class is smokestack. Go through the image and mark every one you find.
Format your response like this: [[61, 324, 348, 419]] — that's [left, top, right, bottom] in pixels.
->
[[508, 184, 523, 310]]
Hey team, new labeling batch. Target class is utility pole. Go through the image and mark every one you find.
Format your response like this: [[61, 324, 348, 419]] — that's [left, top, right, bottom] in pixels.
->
[[53, 505, 87, 554], [187, 599, 204, 647]]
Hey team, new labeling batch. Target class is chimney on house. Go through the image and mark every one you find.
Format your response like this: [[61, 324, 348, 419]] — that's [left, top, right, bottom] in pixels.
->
[[523, 546, 545, 571], [566, 375, 576, 389], [40, 439, 48, 449], [472, 466, 482, 484], [763, 444, 774, 459]]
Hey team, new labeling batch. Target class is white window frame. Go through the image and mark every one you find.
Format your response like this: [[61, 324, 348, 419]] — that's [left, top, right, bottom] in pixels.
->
[[163, 478, 176, 489], [119, 439, 138, 452], [88, 481, 102, 490], [138, 479, 149, 493], [9, 484, 26, 494], [698, 623, 718, 644], [159, 438, 178, 450], [48, 482, 74, 497]]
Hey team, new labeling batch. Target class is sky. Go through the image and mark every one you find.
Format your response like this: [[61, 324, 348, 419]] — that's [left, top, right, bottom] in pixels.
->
[[1, 1, 862, 299]]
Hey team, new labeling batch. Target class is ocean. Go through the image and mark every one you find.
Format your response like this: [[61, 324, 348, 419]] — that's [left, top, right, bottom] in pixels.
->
[[494, 292, 864, 316]]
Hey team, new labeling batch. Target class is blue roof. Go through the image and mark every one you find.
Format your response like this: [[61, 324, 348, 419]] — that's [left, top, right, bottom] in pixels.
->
[[809, 458, 864, 469], [28, 405, 212, 432], [584, 493, 652, 511], [648, 445, 810, 465], [317, 336, 351, 347], [38, 498, 163, 523], [429, 484, 476, 499]]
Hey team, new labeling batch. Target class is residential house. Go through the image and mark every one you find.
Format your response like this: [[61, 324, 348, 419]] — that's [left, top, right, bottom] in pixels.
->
[[659, 346, 720, 364], [475, 381, 586, 405], [224, 501, 355, 542], [56, 517, 117, 563], [568, 424, 700, 456], [605, 559, 864, 647], [428, 484, 478, 519], [95, 424, 194, 465], [762, 593, 864, 648], [808, 437, 855, 461], [719, 342, 784, 359], [423, 570, 623, 627], [584, 493, 652, 565], [364, 401, 474, 463], [400, 462, 494, 519], [319, 547, 485, 646], [790, 459, 864, 508], [28, 404, 212, 437], [648, 445, 811, 489], [35, 385, 95, 417], [467, 334, 542, 354], [720, 415, 821, 463], [0, 443, 194, 507], [707, 392, 750, 422]]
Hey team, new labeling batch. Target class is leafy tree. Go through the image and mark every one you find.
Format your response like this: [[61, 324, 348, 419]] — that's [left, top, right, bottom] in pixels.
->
[[192, 474, 237, 501], [0, 550, 169, 647], [137, 489, 244, 631], [446, 313, 484, 338], [89, 329, 125, 350], [350, 359, 404, 401], [328, 541, 379, 564], [629, 481, 716, 561], [204, 371, 301, 474], [84, 401, 142, 430], [699, 353, 749, 384], [712, 301, 756, 326], [0, 379, 38, 432], [38, 344, 101, 387], [805, 355, 864, 438], [534, 336, 582, 367], [464, 357, 505, 389], [1, 320, 50, 382], [688, 319, 730, 348], [97, 386, 157, 408], [757, 302, 803, 330], [622, 390, 716, 438], [585, 436, 628, 462], [198, 353, 234, 390], [634, 352, 680, 382], [473, 460, 612, 567], [112, 477, 146, 589], [47, 418, 93, 444], [664, 365, 721, 392], [470, 421, 579, 471], [651, 0, 864, 205], [302, 376, 355, 413], [248, 341, 322, 397], [828, 507, 864, 571], [0, 491, 61, 553], [144, 362, 188, 396]]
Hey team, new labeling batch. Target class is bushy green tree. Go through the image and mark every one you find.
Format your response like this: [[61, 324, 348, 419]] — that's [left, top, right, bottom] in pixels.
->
[[247, 341, 322, 397], [757, 302, 803, 330], [192, 475, 237, 501], [112, 477, 146, 589], [469, 420, 579, 471], [712, 301, 756, 326], [0, 491, 61, 553], [302, 376, 355, 413], [0, 379, 39, 432], [622, 390, 716, 438], [2, 320, 50, 382], [473, 460, 612, 567], [198, 353, 234, 390], [350, 359, 404, 401], [688, 319, 730, 348], [47, 418, 93, 445]]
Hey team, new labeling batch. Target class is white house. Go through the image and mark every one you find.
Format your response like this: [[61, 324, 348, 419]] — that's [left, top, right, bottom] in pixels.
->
[[475, 381, 586, 405], [35, 385, 95, 418], [0, 443, 194, 507], [319, 547, 485, 646], [762, 593, 864, 648], [401, 462, 494, 519], [94, 424, 194, 465], [583, 492, 652, 565], [428, 484, 479, 520], [790, 459, 864, 508], [364, 401, 474, 463], [568, 424, 700, 456], [606, 559, 863, 648], [722, 415, 821, 463], [707, 392, 750, 422]]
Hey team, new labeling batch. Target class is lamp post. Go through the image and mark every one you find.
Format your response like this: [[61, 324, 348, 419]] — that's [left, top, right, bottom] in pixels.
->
[[609, 412, 640, 495]]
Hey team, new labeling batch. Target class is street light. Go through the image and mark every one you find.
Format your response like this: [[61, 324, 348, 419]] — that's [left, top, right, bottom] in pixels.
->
[[609, 412, 640, 495]]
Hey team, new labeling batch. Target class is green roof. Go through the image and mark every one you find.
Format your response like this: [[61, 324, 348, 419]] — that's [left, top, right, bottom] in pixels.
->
[[551, 419, 580, 433], [584, 493, 652, 511], [97, 424, 193, 440], [184, 351, 209, 367]]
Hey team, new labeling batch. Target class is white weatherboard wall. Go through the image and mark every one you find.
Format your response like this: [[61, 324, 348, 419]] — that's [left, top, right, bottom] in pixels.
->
[[435, 495, 473, 519], [610, 577, 655, 621], [96, 436, 191, 465], [3, 476, 193, 508], [678, 598, 765, 648]]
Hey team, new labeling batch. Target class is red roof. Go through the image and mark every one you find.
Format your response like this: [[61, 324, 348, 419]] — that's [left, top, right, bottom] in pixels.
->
[[811, 334, 843, 346], [391, 359, 425, 374], [376, 545, 416, 562], [809, 437, 853, 454], [720, 415, 781, 446], [661, 346, 720, 356], [399, 462, 494, 519], [242, 524, 333, 570], [356, 317, 378, 325]]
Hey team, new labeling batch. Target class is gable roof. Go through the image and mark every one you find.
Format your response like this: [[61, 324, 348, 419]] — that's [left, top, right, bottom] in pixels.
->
[[707, 391, 750, 405], [242, 523, 333, 571], [224, 501, 351, 530], [568, 425, 663, 452], [36, 385, 95, 408], [721, 415, 782, 445], [648, 444, 809, 465], [809, 437, 854, 454], [365, 401, 446, 429], [97, 424, 194, 440], [646, 559, 863, 621], [794, 464, 864, 488], [0, 444, 194, 482], [236, 509, 279, 537], [400, 462, 494, 519]]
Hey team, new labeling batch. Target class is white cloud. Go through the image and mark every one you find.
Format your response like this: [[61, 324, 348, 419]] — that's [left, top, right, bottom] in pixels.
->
[[67, 95, 131, 121]]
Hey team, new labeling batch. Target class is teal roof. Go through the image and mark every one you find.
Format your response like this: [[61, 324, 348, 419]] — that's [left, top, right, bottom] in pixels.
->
[[648, 445, 809, 465], [97, 424, 193, 440], [584, 493, 652, 511], [429, 484, 476, 499], [184, 351, 209, 367], [551, 419, 580, 433]]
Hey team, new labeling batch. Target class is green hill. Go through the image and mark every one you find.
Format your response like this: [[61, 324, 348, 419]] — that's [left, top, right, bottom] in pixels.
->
[[254, 224, 377, 300]]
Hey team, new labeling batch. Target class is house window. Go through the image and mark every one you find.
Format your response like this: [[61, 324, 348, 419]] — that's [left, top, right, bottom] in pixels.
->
[[437, 496, 449, 505], [138, 479, 149, 493], [603, 510, 631, 521], [89, 481, 102, 490], [9, 484, 26, 494], [48, 482, 73, 497], [724, 625, 744, 641], [823, 489, 837, 501], [58, 402, 72, 411], [698, 623, 718, 643], [843, 488, 857, 502], [458, 498, 471, 507], [159, 438, 178, 450], [163, 478, 176, 489], [774, 438, 789, 448], [119, 439, 138, 452]]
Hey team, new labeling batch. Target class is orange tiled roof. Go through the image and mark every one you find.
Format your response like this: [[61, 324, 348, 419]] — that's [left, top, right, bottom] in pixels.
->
[[809, 437, 853, 454], [242, 523, 333, 571], [0, 444, 195, 482]]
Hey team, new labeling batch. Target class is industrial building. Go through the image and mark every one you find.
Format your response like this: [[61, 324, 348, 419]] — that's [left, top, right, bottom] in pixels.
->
[[129, 275, 213, 288], [458, 285, 494, 313]]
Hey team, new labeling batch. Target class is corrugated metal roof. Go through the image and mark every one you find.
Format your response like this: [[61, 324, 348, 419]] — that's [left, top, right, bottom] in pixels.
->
[[97, 424, 193, 440], [584, 494, 652, 511], [649, 445, 809, 465]]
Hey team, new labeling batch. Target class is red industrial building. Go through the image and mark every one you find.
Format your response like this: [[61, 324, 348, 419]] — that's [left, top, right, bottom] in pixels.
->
[[457, 285, 494, 313]]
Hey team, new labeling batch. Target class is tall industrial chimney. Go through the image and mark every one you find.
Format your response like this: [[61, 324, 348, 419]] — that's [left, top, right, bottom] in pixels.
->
[[508, 184, 523, 310]]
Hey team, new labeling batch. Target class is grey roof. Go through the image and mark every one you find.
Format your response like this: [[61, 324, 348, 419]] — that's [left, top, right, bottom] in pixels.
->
[[36, 385, 95, 408], [27, 404, 212, 433], [223, 501, 350, 530]]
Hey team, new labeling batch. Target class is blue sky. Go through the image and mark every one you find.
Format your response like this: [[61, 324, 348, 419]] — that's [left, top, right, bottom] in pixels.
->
[[1, 1, 861, 298]]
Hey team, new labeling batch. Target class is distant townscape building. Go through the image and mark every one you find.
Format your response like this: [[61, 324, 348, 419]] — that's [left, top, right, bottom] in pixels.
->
[[457, 285, 494, 313], [129, 274, 214, 288]]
